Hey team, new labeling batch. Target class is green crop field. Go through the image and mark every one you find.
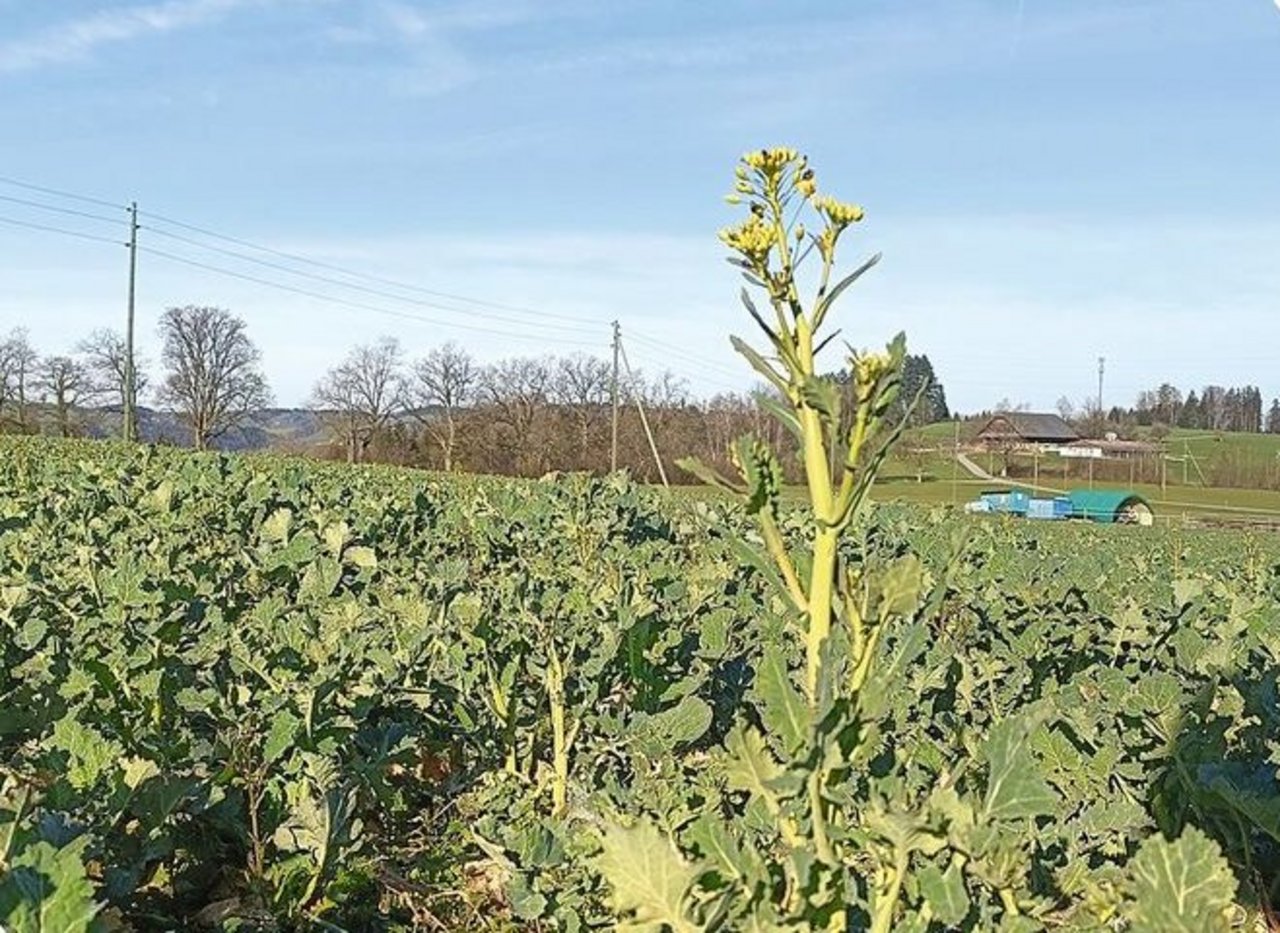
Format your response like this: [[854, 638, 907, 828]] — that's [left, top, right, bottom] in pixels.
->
[[3, 436, 1279, 931]]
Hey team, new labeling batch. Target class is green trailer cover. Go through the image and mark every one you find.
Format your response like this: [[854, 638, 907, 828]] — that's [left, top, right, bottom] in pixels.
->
[[1068, 490, 1151, 524]]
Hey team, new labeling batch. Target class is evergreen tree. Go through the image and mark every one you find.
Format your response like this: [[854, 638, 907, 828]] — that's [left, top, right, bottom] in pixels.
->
[[891, 354, 949, 425], [1178, 390, 1200, 428]]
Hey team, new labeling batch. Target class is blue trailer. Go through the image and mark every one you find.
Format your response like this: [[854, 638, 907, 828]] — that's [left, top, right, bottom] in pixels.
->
[[965, 489, 1149, 524]]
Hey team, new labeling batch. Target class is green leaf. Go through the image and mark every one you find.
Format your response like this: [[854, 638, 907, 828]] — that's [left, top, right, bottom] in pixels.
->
[[725, 726, 795, 817], [858, 622, 928, 719], [322, 521, 351, 556], [263, 709, 302, 764], [739, 287, 778, 342], [918, 861, 970, 927], [685, 813, 762, 885], [122, 756, 160, 791], [1124, 827, 1236, 933], [730, 336, 789, 396], [1172, 578, 1203, 608], [675, 456, 742, 496], [17, 618, 46, 651], [50, 715, 124, 791], [756, 645, 808, 756], [732, 436, 782, 516], [797, 375, 840, 422], [981, 712, 1057, 822], [0, 836, 99, 933], [300, 557, 342, 600], [877, 554, 929, 621], [507, 874, 549, 921], [645, 695, 713, 750], [1205, 774, 1280, 842], [753, 392, 802, 443], [345, 546, 377, 569], [593, 820, 702, 933], [813, 252, 881, 329], [260, 507, 293, 543]]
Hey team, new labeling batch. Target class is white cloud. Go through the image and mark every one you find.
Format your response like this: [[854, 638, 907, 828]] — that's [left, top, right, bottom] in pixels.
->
[[0, 0, 256, 72]]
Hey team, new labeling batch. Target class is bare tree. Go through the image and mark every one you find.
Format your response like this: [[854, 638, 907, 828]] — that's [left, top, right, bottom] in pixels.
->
[[640, 370, 689, 418], [157, 306, 271, 451], [37, 356, 90, 437], [0, 329, 39, 431], [311, 337, 407, 463], [79, 328, 149, 438], [481, 356, 552, 474], [551, 354, 612, 463], [410, 342, 476, 472]]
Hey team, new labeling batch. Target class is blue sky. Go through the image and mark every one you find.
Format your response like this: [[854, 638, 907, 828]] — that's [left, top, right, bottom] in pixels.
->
[[1, 0, 1278, 412]]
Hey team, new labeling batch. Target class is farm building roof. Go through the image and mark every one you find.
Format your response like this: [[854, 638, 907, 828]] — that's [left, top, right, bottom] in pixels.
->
[[976, 412, 1080, 444]]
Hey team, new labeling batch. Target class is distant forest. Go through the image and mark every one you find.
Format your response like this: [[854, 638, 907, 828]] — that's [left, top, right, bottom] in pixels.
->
[[0, 316, 953, 483], [1056, 384, 1280, 435], [13, 314, 1280, 488]]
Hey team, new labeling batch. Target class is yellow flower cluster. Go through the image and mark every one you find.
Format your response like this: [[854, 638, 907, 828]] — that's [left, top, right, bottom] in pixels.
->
[[791, 158, 817, 199], [853, 351, 892, 403], [718, 215, 776, 266], [814, 196, 865, 229], [742, 147, 799, 174]]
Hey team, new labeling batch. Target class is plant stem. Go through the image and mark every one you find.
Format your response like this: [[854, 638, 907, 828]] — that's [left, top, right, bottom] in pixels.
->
[[546, 648, 569, 818], [807, 767, 834, 863], [503, 702, 518, 776], [806, 527, 839, 706], [870, 856, 907, 933], [760, 511, 807, 612], [247, 772, 265, 883]]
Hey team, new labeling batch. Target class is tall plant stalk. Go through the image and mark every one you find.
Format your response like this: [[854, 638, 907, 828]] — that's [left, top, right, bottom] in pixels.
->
[[682, 147, 910, 710]]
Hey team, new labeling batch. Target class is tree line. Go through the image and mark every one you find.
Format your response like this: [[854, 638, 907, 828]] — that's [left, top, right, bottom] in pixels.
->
[[0, 306, 956, 482], [1124, 383, 1273, 433], [0, 307, 270, 449]]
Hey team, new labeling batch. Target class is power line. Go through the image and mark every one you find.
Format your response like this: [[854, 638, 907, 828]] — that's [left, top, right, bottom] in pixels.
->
[[143, 225, 601, 337], [0, 213, 125, 246], [138, 245, 608, 349], [626, 331, 747, 382], [0, 175, 125, 211], [0, 193, 128, 227], [0, 172, 610, 332], [623, 346, 745, 395], [140, 209, 614, 328]]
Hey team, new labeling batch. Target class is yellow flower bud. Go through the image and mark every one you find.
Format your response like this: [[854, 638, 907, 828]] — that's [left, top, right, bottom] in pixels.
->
[[853, 351, 892, 403], [814, 195, 865, 229], [742, 146, 801, 177], [719, 215, 777, 266]]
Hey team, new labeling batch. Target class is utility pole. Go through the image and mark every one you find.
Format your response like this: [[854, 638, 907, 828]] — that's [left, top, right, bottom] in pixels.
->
[[124, 201, 139, 443], [951, 418, 959, 505], [617, 336, 669, 488], [610, 320, 620, 472], [1096, 356, 1105, 426]]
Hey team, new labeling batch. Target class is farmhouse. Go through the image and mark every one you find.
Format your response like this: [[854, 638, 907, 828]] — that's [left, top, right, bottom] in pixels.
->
[[976, 412, 1079, 448], [1063, 437, 1162, 461]]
